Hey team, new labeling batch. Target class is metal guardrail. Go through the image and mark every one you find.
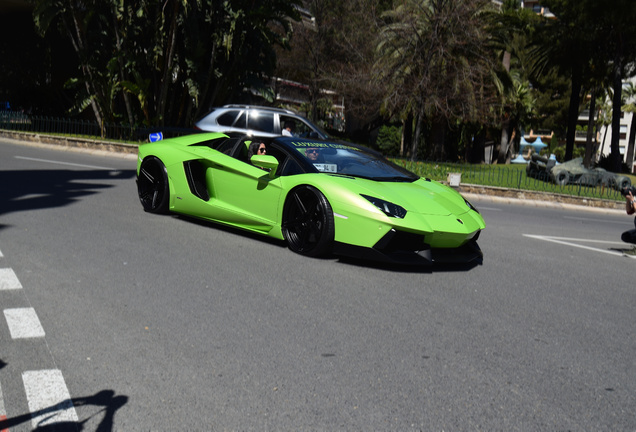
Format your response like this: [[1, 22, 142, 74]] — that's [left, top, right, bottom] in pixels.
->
[[0, 112, 193, 142], [393, 159, 627, 202]]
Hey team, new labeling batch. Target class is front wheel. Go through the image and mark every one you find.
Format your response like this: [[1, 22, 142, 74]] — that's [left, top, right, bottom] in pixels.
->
[[282, 186, 335, 257], [137, 156, 169, 214]]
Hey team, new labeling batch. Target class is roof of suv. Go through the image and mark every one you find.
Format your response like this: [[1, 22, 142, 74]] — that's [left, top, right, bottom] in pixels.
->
[[220, 105, 296, 114]]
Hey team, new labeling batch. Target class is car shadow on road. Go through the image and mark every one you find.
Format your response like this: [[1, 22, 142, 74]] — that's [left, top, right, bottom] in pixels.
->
[[0, 389, 128, 432], [174, 215, 483, 272], [0, 169, 136, 223], [337, 256, 482, 273]]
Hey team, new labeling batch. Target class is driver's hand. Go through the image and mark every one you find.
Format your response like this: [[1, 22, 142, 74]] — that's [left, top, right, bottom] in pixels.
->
[[627, 191, 635, 203]]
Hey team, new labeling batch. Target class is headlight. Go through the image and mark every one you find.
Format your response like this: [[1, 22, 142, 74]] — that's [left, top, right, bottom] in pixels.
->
[[361, 194, 407, 218], [464, 198, 480, 214]]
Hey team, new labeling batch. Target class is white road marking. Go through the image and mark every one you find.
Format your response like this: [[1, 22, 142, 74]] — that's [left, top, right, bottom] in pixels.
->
[[523, 234, 636, 258], [0, 268, 22, 290], [15, 155, 114, 170], [4, 308, 46, 339], [22, 370, 78, 428]]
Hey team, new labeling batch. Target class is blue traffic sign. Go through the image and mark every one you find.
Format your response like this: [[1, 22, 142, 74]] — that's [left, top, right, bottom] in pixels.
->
[[149, 132, 163, 142]]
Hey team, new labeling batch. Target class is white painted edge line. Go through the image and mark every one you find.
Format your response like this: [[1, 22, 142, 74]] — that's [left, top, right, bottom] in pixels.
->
[[3, 308, 46, 339], [523, 234, 636, 259], [15, 155, 115, 170], [0, 268, 22, 290], [22, 370, 78, 429]]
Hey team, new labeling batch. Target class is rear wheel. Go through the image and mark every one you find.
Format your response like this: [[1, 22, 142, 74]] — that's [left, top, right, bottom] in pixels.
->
[[282, 186, 334, 257], [137, 156, 169, 214]]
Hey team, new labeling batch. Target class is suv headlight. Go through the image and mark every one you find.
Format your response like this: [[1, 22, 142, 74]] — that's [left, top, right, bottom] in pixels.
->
[[361, 194, 407, 218]]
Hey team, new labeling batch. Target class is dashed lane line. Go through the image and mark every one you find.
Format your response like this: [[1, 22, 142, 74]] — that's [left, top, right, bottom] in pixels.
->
[[1, 257, 76, 429], [4, 308, 46, 339], [0, 269, 21, 290], [22, 370, 78, 429]]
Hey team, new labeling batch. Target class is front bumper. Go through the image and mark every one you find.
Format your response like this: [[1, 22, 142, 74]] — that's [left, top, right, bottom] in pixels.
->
[[333, 228, 483, 266]]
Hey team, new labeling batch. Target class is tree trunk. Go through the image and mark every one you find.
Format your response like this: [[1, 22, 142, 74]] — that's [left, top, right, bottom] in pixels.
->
[[411, 109, 424, 161], [401, 112, 413, 157], [626, 111, 636, 173], [583, 88, 597, 168], [565, 67, 582, 161], [497, 115, 510, 164], [610, 58, 623, 173], [431, 119, 446, 161], [157, 1, 181, 126]]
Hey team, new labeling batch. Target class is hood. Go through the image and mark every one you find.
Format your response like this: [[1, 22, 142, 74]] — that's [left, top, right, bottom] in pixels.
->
[[346, 177, 470, 216]]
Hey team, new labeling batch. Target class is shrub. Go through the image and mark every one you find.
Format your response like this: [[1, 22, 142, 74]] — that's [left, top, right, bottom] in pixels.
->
[[376, 125, 402, 156]]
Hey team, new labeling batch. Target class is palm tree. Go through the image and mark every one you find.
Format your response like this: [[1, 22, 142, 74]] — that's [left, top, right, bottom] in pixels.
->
[[374, 0, 499, 160]]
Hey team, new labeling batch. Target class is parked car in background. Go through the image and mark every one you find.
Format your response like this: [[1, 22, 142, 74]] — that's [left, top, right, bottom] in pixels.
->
[[194, 105, 329, 140]]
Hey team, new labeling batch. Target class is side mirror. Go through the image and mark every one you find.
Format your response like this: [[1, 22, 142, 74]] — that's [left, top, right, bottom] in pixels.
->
[[250, 155, 279, 178]]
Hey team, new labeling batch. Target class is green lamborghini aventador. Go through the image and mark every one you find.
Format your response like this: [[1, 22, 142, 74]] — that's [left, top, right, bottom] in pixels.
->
[[136, 133, 485, 265]]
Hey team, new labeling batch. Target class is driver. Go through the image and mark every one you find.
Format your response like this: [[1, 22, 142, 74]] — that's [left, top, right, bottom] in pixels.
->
[[305, 147, 322, 162]]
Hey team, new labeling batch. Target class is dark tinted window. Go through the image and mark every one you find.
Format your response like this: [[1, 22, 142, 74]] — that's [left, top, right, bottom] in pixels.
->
[[234, 112, 246, 128], [248, 112, 275, 133], [215, 138, 241, 155], [217, 111, 239, 126]]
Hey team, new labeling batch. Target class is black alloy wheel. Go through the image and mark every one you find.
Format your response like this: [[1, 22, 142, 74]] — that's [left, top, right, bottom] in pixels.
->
[[282, 186, 335, 257], [137, 156, 170, 214]]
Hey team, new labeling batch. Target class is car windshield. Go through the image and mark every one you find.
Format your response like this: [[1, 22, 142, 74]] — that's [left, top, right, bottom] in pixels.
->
[[290, 140, 418, 182]]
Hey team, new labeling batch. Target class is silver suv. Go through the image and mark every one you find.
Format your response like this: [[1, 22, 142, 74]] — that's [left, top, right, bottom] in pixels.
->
[[194, 105, 329, 139]]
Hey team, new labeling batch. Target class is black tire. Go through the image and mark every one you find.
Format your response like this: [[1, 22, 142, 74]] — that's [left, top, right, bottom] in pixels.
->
[[553, 170, 570, 186], [282, 186, 335, 257], [137, 156, 170, 214]]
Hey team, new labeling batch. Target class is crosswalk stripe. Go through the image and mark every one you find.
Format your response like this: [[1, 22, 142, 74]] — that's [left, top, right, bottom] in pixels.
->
[[3, 308, 45, 339], [0, 269, 21, 290], [22, 370, 78, 429]]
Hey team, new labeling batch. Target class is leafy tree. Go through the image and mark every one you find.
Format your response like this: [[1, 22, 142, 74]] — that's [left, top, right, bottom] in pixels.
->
[[374, 0, 500, 160], [484, 0, 538, 163], [538, 0, 636, 171], [32, 0, 299, 131]]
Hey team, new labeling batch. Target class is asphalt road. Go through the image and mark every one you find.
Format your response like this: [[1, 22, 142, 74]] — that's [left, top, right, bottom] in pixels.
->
[[1, 138, 635, 431]]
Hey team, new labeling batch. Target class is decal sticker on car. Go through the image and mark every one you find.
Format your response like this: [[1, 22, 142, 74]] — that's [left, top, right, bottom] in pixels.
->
[[313, 163, 337, 173]]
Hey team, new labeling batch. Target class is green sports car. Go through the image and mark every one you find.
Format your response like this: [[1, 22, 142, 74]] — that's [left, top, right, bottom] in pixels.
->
[[136, 133, 485, 265]]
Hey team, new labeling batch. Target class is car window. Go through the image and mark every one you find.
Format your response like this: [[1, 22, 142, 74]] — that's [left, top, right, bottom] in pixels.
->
[[217, 110, 239, 126], [248, 111, 275, 133], [234, 111, 246, 128], [215, 137, 241, 155], [280, 158, 304, 176], [280, 115, 312, 136]]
